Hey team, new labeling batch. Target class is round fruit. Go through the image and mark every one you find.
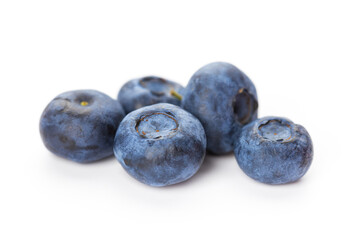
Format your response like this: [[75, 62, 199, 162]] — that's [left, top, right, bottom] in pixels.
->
[[114, 103, 206, 187], [40, 90, 125, 163]]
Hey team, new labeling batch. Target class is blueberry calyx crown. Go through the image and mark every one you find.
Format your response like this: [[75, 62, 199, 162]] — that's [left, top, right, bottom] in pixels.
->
[[75, 93, 94, 106], [139, 76, 182, 101], [233, 88, 258, 125], [135, 112, 179, 139], [258, 119, 294, 142]]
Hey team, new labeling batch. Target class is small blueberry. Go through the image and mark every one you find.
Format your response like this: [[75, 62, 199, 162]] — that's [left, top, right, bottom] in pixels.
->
[[234, 116, 313, 184], [117, 76, 185, 114], [40, 90, 125, 163], [182, 62, 258, 154], [114, 103, 206, 187]]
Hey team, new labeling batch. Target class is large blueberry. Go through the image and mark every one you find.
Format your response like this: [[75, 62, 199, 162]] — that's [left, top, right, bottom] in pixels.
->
[[234, 116, 313, 184], [40, 90, 125, 163], [117, 76, 185, 114], [182, 62, 258, 154], [114, 103, 206, 187]]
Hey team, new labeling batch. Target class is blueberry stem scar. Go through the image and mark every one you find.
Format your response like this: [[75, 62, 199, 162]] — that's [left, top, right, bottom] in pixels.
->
[[80, 101, 89, 106], [170, 89, 182, 101], [139, 77, 168, 96]]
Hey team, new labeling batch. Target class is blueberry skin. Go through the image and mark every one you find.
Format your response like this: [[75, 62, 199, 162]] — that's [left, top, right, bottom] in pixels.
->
[[114, 103, 206, 187], [182, 62, 258, 155], [234, 116, 313, 184], [117, 76, 185, 114], [40, 90, 125, 163]]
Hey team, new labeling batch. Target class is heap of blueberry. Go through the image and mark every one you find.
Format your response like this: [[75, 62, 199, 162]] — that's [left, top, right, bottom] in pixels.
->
[[40, 62, 313, 186]]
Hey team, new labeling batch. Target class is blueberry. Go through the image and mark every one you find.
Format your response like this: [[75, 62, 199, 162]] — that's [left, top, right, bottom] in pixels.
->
[[117, 76, 185, 114], [40, 90, 125, 163], [114, 103, 206, 187], [234, 116, 313, 184], [182, 62, 258, 154]]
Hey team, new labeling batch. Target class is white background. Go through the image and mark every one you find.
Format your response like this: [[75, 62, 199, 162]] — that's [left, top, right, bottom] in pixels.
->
[[1, 1, 359, 239]]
